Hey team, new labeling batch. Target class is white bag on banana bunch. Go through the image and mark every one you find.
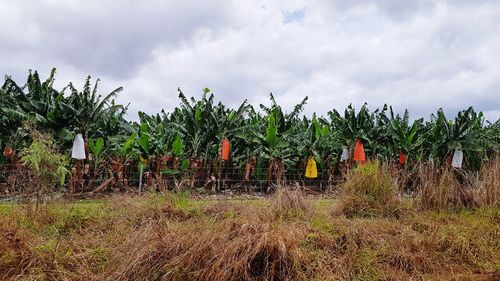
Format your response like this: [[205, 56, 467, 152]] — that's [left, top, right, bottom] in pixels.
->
[[71, 133, 86, 159], [451, 149, 463, 168], [340, 147, 349, 161]]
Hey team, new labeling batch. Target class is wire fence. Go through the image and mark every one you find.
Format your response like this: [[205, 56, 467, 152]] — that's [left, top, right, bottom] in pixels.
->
[[0, 162, 346, 193], [1, 158, 434, 195]]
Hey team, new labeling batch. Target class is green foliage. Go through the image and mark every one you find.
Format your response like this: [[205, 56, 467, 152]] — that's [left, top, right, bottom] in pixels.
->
[[389, 108, 424, 158], [1, 68, 129, 154], [1, 68, 499, 190], [180, 159, 190, 170], [266, 115, 277, 148], [139, 122, 151, 155], [89, 138, 104, 158], [21, 130, 68, 187], [172, 134, 184, 157]]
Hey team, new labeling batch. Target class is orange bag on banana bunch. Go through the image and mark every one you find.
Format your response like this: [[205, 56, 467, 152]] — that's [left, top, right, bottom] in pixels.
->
[[353, 139, 366, 163], [221, 138, 230, 161]]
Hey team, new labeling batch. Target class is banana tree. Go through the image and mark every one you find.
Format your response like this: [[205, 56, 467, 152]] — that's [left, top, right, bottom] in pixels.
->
[[424, 107, 488, 170], [388, 107, 424, 164], [169, 88, 218, 160], [135, 111, 179, 188], [104, 132, 143, 189], [0, 86, 20, 158], [209, 99, 253, 190], [239, 94, 308, 189], [328, 103, 379, 161], [63, 76, 125, 158], [167, 88, 221, 189], [87, 137, 105, 187], [1, 69, 74, 150], [484, 120, 500, 156], [293, 114, 337, 184]]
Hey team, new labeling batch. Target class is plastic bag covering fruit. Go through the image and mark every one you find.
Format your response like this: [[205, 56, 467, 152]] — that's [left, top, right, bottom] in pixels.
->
[[3, 146, 13, 159], [399, 152, 407, 164], [341, 147, 349, 161], [71, 133, 86, 159], [451, 149, 463, 168], [221, 138, 230, 161], [353, 139, 366, 162], [305, 157, 318, 178]]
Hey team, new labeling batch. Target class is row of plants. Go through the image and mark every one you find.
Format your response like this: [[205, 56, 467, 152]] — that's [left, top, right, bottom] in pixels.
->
[[1, 69, 499, 192]]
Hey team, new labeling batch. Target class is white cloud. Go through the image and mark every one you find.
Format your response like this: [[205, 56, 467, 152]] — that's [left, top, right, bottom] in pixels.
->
[[1, 0, 499, 121]]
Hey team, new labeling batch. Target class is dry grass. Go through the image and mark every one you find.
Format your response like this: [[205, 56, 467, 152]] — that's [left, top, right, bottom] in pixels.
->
[[333, 161, 402, 218], [268, 186, 311, 219], [0, 219, 33, 278], [1, 187, 499, 280], [474, 156, 500, 207], [417, 166, 476, 210], [108, 219, 303, 281], [417, 157, 500, 211]]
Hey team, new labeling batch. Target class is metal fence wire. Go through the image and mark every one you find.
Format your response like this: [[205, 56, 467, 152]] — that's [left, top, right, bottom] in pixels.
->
[[0, 162, 348, 193]]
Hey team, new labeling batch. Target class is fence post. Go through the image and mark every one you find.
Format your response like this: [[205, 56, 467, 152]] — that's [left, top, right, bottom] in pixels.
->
[[139, 165, 143, 194]]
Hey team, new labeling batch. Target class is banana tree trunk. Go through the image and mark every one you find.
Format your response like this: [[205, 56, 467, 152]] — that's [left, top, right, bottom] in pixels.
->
[[266, 158, 284, 191]]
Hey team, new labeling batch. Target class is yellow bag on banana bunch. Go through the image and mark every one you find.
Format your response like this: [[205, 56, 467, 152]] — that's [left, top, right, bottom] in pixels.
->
[[305, 157, 318, 178]]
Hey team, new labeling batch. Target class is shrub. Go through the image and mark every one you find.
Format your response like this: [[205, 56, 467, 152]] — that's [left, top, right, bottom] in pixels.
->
[[334, 161, 401, 218], [269, 186, 311, 219], [20, 129, 68, 209]]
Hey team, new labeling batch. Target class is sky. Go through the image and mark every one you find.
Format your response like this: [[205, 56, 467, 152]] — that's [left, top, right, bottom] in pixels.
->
[[1, 0, 499, 122]]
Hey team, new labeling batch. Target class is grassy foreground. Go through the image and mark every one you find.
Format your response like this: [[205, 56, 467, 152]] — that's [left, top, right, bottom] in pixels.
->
[[0, 193, 499, 281]]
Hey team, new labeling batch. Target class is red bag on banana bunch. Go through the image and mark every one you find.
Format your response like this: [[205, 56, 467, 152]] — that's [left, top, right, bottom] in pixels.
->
[[353, 139, 366, 163], [221, 138, 230, 161]]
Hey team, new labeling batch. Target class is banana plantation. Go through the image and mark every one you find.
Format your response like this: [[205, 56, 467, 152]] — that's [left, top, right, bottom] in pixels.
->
[[1, 69, 499, 194]]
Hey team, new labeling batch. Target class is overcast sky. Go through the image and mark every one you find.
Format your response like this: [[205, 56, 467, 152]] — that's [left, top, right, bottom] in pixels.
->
[[1, 0, 499, 122]]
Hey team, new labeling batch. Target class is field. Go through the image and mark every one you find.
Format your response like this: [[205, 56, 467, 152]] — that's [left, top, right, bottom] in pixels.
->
[[1, 69, 500, 281], [1, 191, 499, 281]]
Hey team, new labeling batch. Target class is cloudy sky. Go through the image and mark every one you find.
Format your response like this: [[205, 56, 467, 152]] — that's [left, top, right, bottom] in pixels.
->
[[1, 0, 499, 121]]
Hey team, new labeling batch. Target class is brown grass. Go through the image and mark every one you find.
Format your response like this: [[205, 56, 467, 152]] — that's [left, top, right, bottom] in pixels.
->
[[1, 184, 499, 280], [268, 186, 311, 219], [416, 158, 500, 211], [0, 219, 33, 278], [474, 156, 500, 207], [417, 165, 477, 210], [333, 161, 402, 218], [108, 219, 304, 281]]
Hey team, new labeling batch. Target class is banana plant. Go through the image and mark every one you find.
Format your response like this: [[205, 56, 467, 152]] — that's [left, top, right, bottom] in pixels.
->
[[287, 114, 338, 185], [87, 137, 106, 184], [484, 120, 500, 155], [424, 107, 488, 169], [163, 133, 189, 175], [88, 137, 104, 159], [0, 86, 21, 155], [328, 103, 379, 159], [1, 68, 500, 190], [1, 69, 74, 148], [136, 111, 175, 157], [170, 88, 218, 160], [294, 115, 336, 166], [388, 107, 424, 163], [239, 94, 308, 188], [212, 99, 253, 158], [63, 76, 125, 157]]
